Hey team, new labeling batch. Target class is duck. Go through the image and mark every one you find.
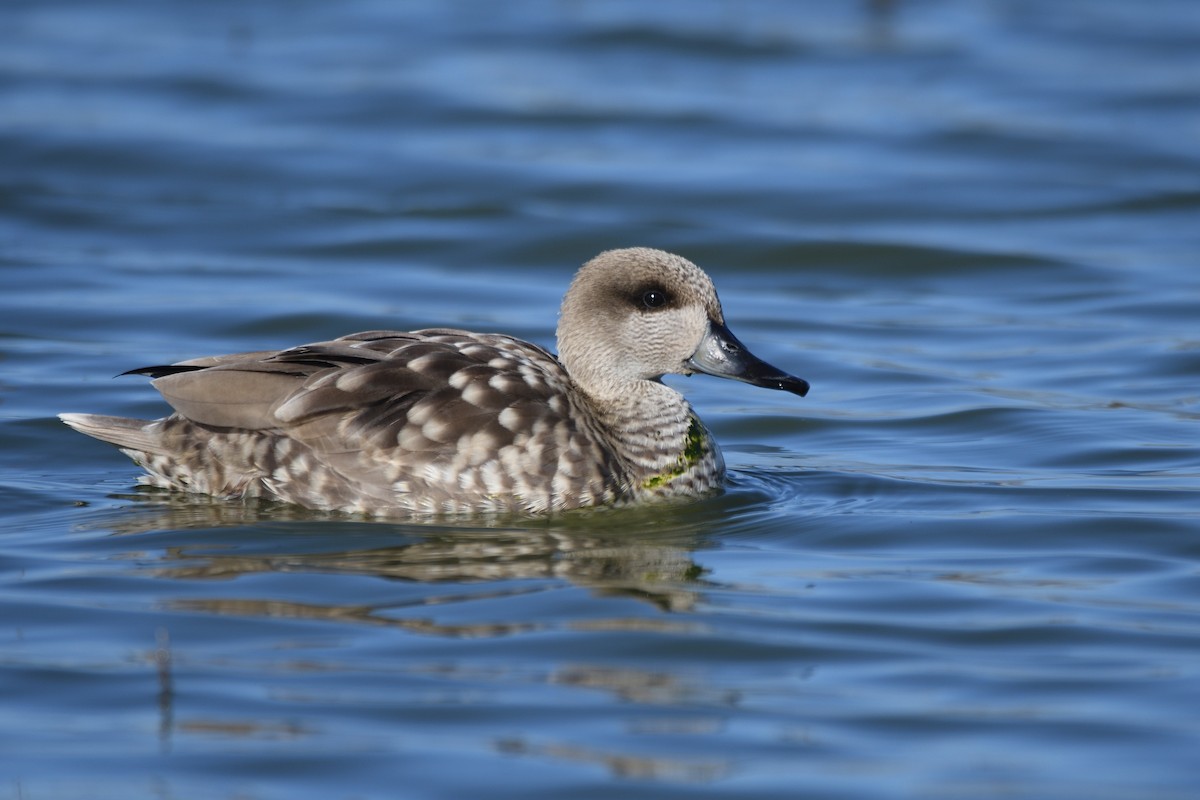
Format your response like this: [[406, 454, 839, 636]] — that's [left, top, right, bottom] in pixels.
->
[[61, 248, 809, 516]]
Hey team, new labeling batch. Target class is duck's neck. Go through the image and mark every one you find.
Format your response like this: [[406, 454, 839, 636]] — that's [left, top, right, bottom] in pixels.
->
[[584, 381, 725, 496]]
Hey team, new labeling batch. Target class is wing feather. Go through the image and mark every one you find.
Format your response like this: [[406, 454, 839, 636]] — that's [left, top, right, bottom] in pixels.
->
[[139, 329, 577, 464]]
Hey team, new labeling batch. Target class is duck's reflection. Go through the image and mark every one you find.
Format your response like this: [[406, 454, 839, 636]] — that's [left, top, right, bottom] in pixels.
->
[[101, 489, 717, 615], [111, 490, 742, 781], [150, 628, 734, 782]]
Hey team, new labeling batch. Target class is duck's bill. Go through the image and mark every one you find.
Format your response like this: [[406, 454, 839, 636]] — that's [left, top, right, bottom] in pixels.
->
[[686, 320, 810, 397]]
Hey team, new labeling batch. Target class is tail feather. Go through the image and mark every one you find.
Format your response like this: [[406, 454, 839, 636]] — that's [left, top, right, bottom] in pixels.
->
[[59, 413, 165, 456]]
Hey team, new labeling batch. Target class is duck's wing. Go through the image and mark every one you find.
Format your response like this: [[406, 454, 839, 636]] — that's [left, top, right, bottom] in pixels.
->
[[112, 329, 621, 512], [145, 329, 576, 443]]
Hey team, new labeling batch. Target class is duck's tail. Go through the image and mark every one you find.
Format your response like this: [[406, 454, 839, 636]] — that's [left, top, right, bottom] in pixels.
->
[[59, 413, 166, 456]]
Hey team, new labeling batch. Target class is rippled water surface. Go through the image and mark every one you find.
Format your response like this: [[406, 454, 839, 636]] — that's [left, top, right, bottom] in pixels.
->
[[2, 1, 1199, 798]]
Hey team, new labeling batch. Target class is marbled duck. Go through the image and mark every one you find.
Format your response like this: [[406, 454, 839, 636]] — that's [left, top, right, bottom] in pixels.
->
[[61, 248, 809, 515]]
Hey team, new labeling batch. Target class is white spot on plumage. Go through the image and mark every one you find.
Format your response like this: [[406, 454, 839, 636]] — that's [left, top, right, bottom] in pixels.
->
[[461, 380, 494, 408], [479, 459, 504, 494], [407, 399, 438, 426], [488, 374, 523, 394], [334, 369, 371, 392], [397, 424, 429, 452], [497, 406, 522, 431], [421, 414, 456, 443]]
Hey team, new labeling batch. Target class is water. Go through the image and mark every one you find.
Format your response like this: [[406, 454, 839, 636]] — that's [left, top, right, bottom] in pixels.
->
[[2, 1, 1199, 797]]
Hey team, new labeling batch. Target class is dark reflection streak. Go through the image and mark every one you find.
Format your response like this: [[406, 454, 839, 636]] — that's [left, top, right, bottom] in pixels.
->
[[554, 664, 739, 707], [496, 736, 729, 782], [155, 627, 174, 751], [170, 596, 542, 639], [867, 0, 897, 49]]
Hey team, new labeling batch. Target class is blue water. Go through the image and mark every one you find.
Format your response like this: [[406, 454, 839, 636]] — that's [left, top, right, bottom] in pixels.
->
[[2, 1, 1199, 798]]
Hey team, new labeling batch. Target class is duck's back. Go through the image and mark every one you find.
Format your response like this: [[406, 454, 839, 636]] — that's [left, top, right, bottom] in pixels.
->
[[65, 330, 629, 515]]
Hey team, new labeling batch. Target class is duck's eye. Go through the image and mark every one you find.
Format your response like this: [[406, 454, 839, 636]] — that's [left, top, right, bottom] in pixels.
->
[[641, 289, 667, 309]]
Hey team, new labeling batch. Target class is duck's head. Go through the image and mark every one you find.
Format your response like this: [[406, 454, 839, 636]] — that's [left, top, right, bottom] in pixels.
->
[[557, 247, 809, 401]]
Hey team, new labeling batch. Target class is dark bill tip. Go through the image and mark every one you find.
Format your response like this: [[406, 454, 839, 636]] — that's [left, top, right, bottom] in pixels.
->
[[761, 373, 810, 397], [686, 320, 809, 398]]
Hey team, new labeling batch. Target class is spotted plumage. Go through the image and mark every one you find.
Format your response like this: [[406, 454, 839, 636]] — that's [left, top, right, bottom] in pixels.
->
[[61, 248, 809, 516]]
